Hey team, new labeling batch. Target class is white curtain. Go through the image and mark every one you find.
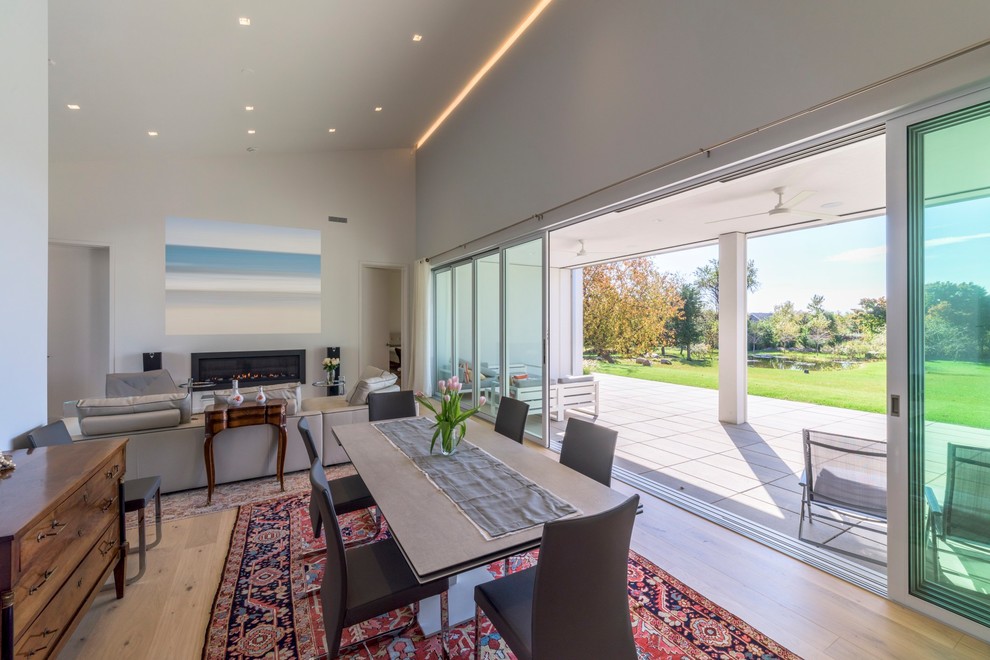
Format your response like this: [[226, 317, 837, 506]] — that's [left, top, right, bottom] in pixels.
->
[[408, 259, 433, 396]]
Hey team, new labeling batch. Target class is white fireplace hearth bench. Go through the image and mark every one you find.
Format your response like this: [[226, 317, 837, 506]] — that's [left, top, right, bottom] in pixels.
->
[[63, 367, 401, 494]]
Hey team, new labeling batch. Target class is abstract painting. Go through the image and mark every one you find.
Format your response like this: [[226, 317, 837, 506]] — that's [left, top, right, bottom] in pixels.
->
[[165, 217, 321, 335]]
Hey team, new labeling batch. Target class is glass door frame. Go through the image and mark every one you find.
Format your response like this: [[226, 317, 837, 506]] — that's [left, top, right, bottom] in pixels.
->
[[430, 233, 550, 444], [887, 83, 990, 640]]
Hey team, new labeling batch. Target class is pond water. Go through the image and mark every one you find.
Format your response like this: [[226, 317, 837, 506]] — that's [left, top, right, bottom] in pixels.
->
[[747, 354, 857, 371]]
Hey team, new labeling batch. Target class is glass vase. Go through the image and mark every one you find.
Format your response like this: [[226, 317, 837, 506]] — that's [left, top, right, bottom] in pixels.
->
[[437, 424, 464, 456]]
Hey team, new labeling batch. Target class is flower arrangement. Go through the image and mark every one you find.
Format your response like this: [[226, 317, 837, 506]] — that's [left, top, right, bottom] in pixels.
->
[[322, 357, 340, 378], [415, 376, 486, 455]]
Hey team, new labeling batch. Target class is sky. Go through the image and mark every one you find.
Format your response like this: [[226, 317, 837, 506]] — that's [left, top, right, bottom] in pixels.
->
[[649, 195, 990, 315], [652, 217, 887, 314]]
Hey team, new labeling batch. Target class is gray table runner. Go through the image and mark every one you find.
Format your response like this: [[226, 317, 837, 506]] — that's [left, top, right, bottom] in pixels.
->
[[375, 417, 579, 539]]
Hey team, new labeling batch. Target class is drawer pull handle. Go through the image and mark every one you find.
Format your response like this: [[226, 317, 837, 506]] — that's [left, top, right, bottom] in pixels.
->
[[27, 644, 52, 657], [42, 627, 59, 637], [105, 463, 121, 479], [99, 538, 118, 557], [28, 567, 59, 595], [101, 495, 119, 513], [36, 520, 68, 542]]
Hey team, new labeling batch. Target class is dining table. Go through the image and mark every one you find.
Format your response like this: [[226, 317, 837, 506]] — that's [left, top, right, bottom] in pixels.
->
[[331, 416, 629, 584]]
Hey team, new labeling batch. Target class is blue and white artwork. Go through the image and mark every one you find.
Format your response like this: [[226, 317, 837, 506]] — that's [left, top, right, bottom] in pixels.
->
[[165, 217, 321, 335]]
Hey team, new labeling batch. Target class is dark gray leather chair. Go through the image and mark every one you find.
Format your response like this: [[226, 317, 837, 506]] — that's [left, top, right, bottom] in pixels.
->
[[28, 420, 162, 584], [559, 417, 619, 487], [474, 494, 640, 660], [297, 417, 376, 537], [367, 389, 417, 422], [494, 396, 529, 444], [309, 463, 450, 658]]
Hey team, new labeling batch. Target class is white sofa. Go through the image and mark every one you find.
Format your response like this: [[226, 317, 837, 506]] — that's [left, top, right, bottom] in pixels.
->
[[64, 369, 399, 494]]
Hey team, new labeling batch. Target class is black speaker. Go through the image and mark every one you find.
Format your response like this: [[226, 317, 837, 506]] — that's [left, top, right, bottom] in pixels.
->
[[326, 347, 342, 395], [143, 352, 162, 372]]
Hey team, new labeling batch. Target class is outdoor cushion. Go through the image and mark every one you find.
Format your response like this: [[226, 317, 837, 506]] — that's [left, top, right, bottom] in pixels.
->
[[557, 374, 594, 384]]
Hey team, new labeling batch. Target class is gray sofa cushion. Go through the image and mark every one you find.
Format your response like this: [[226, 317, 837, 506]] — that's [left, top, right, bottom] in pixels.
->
[[347, 370, 399, 405], [79, 408, 181, 435], [106, 369, 179, 396], [77, 391, 189, 416]]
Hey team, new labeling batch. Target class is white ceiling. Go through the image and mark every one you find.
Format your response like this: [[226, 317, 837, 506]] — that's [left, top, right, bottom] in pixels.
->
[[48, 0, 537, 160], [549, 135, 886, 268]]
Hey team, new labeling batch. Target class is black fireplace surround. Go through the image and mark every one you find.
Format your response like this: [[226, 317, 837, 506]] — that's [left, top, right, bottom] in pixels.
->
[[190, 349, 306, 390]]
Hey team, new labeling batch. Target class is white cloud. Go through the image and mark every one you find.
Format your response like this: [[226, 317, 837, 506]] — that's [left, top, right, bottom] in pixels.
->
[[925, 232, 990, 248], [826, 245, 886, 263]]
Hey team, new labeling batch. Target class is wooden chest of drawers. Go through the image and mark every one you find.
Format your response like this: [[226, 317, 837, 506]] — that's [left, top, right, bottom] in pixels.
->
[[1, 439, 127, 660]]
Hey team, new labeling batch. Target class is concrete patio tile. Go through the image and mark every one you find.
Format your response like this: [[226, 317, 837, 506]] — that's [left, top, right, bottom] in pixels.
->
[[620, 443, 696, 467], [615, 427, 663, 443], [634, 438, 719, 460], [686, 426, 766, 448], [637, 468, 739, 504], [623, 420, 689, 438], [613, 453, 661, 475], [736, 482, 806, 515], [671, 459, 764, 493], [697, 452, 792, 482], [766, 473, 804, 495]]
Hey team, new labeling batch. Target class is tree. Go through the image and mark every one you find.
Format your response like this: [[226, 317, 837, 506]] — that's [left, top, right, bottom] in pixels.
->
[[924, 281, 990, 359], [769, 301, 801, 348], [852, 297, 887, 335], [583, 259, 681, 356], [693, 258, 760, 308], [673, 283, 705, 360], [804, 294, 832, 353]]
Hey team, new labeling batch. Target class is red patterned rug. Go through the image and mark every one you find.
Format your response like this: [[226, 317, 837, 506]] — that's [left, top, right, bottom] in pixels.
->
[[204, 493, 800, 659]]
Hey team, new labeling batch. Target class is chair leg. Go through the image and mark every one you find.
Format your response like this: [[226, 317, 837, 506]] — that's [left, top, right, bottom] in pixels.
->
[[148, 487, 163, 551], [127, 506, 148, 584]]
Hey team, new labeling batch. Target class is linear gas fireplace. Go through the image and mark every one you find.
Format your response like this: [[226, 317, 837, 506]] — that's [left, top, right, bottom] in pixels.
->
[[190, 349, 306, 390]]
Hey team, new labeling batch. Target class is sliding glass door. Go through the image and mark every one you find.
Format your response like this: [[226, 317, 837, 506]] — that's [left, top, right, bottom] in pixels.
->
[[902, 97, 990, 627], [431, 237, 546, 440]]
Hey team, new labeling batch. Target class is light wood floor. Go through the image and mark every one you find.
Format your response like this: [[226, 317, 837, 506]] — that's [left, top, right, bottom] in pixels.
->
[[63, 476, 990, 659]]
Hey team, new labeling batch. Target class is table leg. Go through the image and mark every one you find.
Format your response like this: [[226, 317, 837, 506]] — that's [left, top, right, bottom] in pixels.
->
[[204, 434, 215, 504], [276, 424, 287, 492]]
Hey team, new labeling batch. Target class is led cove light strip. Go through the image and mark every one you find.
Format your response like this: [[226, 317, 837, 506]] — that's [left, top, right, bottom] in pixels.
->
[[416, 0, 553, 149]]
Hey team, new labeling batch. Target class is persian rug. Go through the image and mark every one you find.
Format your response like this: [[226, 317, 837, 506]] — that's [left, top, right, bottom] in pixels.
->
[[204, 493, 800, 659], [124, 464, 359, 529]]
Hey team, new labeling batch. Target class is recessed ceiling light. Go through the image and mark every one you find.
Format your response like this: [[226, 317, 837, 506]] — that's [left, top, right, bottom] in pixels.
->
[[66, 104, 80, 110], [328, 128, 336, 133], [147, 131, 159, 137], [247, 129, 256, 135], [374, 106, 383, 112], [245, 105, 254, 111], [412, 34, 423, 42], [238, 17, 251, 26]]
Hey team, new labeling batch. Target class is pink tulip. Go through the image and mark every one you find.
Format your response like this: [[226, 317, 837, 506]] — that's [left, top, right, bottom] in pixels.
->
[[450, 375, 459, 385], [453, 382, 462, 392], [479, 396, 487, 406], [443, 394, 450, 402], [438, 380, 446, 393]]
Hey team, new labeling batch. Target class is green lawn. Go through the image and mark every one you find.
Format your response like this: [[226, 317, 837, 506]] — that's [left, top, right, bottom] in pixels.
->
[[592, 356, 990, 428]]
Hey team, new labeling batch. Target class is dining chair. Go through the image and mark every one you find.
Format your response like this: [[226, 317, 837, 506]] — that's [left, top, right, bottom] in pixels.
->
[[309, 462, 450, 658], [494, 396, 529, 444], [473, 493, 640, 660], [297, 417, 378, 539], [559, 417, 619, 487], [367, 389, 418, 421], [28, 420, 163, 584]]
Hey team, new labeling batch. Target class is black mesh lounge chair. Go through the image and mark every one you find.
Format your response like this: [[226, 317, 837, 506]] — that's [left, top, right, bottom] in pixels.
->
[[799, 429, 887, 559], [925, 444, 990, 578]]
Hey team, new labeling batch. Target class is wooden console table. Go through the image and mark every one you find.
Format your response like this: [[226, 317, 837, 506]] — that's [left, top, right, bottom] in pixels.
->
[[203, 400, 287, 504], [1, 439, 128, 660]]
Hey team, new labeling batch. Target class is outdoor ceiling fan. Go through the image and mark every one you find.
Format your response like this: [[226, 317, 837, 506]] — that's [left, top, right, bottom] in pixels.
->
[[574, 239, 612, 257], [706, 187, 838, 224]]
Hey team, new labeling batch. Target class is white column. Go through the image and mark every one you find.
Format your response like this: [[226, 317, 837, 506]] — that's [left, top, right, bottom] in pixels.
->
[[571, 269, 584, 376], [718, 233, 747, 424]]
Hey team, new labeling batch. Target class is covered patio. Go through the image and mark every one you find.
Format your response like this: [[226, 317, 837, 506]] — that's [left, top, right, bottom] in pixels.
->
[[544, 373, 892, 569]]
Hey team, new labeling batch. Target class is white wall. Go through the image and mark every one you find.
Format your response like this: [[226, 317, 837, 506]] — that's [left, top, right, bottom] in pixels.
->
[[0, 1, 48, 450], [416, 0, 990, 259], [360, 266, 402, 373], [50, 149, 415, 398]]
